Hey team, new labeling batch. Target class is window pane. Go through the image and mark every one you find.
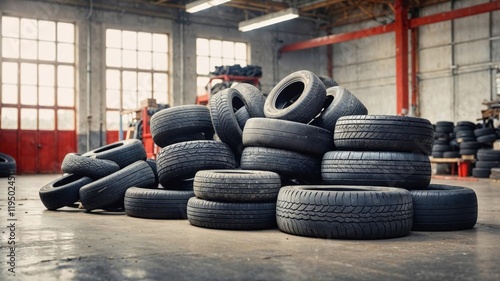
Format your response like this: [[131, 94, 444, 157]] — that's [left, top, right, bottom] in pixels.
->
[[152, 34, 167, 52], [106, 69, 120, 90], [122, 71, 137, 92], [106, 110, 121, 131], [57, 87, 74, 107], [39, 87, 55, 106], [39, 64, 55, 86], [196, 38, 209, 56], [223, 58, 235, 66], [2, 38, 19, 58], [222, 41, 235, 58], [106, 90, 121, 109], [57, 43, 74, 63], [138, 90, 150, 106], [138, 72, 152, 92], [235, 42, 247, 60], [122, 49, 137, 68], [138, 32, 152, 51], [197, 56, 209, 75], [209, 40, 222, 58], [153, 92, 167, 104], [20, 108, 37, 130], [20, 39, 37, 59], [1, 107, 18, 129], [20, 18, 37, 39], [38, 41, 56, 61], [57, 109, 75, 130], [58, 65, 74, 87], [122, 31, 137, 50], [2, 85, 18, 104], [20, 85, 37, 105], [106, 48, 121, 67], [153, 73, 167, 93], [39, 109, 55, 130], [21, 63, 37, 85], [38, 20, 56, 41], [152, 52, 167, 71], [123, 91, 137, 109], [2, 62, 18, 84], [57, 22, 74, 43], [210, 57, 222, 72], [236, 59, 247, 67], [2, 17, 20, 38], [138, 51, 152, 70], [106, 29, 121, 48], [197, 77, 209, 96]]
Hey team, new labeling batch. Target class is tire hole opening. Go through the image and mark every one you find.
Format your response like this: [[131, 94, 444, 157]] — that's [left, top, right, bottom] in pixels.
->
[[53, 174, 84, 187], [94, 142, 123, 153], [275, 81, 305, 109]]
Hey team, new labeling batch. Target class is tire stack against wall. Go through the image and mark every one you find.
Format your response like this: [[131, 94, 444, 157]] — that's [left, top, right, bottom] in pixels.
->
[[455, 121, 480, 157], [432, 121, 459, 158], [473, 149, 500, 178]]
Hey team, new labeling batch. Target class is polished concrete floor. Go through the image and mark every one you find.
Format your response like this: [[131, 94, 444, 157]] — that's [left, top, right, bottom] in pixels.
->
[[1, 174, 499, 281]]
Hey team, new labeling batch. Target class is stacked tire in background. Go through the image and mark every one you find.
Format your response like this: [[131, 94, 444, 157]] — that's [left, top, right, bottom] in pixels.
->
[[455, 121, 481, 157], [432, 121, 458, 158], [473, 149, 500, 178]]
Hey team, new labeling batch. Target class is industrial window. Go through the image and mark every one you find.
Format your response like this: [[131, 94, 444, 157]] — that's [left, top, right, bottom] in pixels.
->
[[1, 16, 76, 130], [105, 29, 169, 131], [196, 38, 248, 97]]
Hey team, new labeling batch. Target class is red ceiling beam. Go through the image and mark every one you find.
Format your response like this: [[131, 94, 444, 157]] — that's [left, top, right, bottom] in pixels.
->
[[395, 0, 409, 115]]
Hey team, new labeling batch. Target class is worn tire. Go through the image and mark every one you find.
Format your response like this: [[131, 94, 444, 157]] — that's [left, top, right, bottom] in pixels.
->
[[443, 151, 460, 158], [474, 127, 496, 137], [193, 170, 281, 202], [187, 197, 276, 230], [157, 140, 237, 186], [124, 187, 194, 219], [410, 184, 477, 231], [460, 141, 481, 150], [472, 168, 490, 178], [235, 107, 251, 130], [276, 185, 413, 239], [318, 75, 338, 88], [0, 153, 16, 177], [79, 161, 155, 211], [160, 179, 194, 190], [39, 174, 93, 210], [432, 144, 452, 152], [459, 148, 478, 156], [242, 118, 334, 155], [61, 153, 120, 179], [477, 134, 498, 144], [334, 115, 434, 155], [477, 149, 500, 161], [232, 83, 265, 117], [432, 152, 444, 158], [322, 151, 431, 189], [264, 70, 326, 123], [81, 139, 146, 168], [475, 161, 500, 169]]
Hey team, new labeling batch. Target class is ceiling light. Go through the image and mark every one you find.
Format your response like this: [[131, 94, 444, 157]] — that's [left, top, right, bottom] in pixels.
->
[[239, 8, 299, 32], [186, 0, 231, 13]]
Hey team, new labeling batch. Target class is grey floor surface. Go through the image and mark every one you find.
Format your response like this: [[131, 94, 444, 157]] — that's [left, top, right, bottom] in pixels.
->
[[1, 174, 499, 281]]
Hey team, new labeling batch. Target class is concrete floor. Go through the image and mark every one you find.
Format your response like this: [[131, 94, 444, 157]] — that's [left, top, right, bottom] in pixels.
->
[[1, 174, 499, 281]]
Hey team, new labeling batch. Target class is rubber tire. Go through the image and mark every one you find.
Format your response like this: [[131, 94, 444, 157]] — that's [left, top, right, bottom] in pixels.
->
[[0, 153, 16, 177], [187, 197, 276, 230], [146, 159, 159, 185], [443, 151, 460, 158], [475, 161, 500, 169], [310, 86, 368, 132], [242, 118, 334, 155], [459, 149, 478, 156], [264, 70, 326, 123], [157, 140, 237, 186], [477, 134, 498, 144], [276, 185, 413, 239], [235, 107, 250, 130], [460, 141, 481, 149], [150, 105, 214, 148], [334, 115, 434, 155], [432, 152, 444, 158], [61, 153, 120, 179], [432, 144, 452, 152], [410, 184, 477, 231], [318, 75, 338, 88], [457, 136, 476, 143], [124, 187, 194, 219], [456, 121, 476, 129], [81, 139, 146, 168], [472, 168, 490, 178], [456, 131, 475, 138], [474, 127, 496, 137], [159, 179, 194, 190], [39, 174, 93, 210], [436, 121, 454, 128], [79, 160, 155, 211], [322, 151, 431, 189], [240, 147, 322, 183], [477, 149, 500, 161], [231, 83, 266, 117], [193, 170, 281, 202]]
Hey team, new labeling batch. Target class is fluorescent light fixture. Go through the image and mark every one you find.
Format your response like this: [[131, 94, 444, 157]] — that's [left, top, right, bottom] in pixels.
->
[[239, 8, 299, 32], [186, 0, 231, 13]]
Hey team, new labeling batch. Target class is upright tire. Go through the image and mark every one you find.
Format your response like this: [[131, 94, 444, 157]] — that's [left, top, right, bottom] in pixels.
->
[[231, 83, 266, 117]]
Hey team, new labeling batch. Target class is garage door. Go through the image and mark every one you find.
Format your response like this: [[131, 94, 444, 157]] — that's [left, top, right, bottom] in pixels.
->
[[0, 16, 76, 174]]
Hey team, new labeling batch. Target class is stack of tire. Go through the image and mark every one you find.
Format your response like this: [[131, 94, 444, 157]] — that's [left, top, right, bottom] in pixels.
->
[[474, 127, 499, 146], [455, 121, 481, 157], [432, 121, 459, 158], [472, 149, 500, 178]]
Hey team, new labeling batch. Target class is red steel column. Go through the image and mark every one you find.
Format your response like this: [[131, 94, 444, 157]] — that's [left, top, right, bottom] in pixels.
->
[[411, 27, 420, 116], [395, 0, 409, 115]]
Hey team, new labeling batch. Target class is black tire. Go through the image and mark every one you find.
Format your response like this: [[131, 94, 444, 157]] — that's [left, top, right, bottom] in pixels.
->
[[0, 153, 16, 177], [61, 153, 120, 179], [477, 149, 500, 161], [187, 197, 276, 230], [436, 121, 454, 128], [474, 127, 495, 137], [443, 151, 460, 158], [456, 121, 476, 129], [318, 75, 338, 88], [242, 118, 334, 155], [79, 160, 155, 211], [460, 141, 481, 149], [457, 136, 476, 143], [160, 179, 194, 190], [410, 184, 477, 231], [310, 86, 368, 132], [235, 107, 250, 130], [39, 174, 93, 210], [456, 131, 475, 138], [322, 151, 431, 189], [150, 105, 214, 148], [334, 115, 434, 155], [231, 83, 266, 117], [472, 167, 490, 178], [240, 147, 321, 183], [434, 132, 450, 139], [276, 185, 413, 239], [477, 134, 498, 144], [146, 159, 159, 185], [475, 161, 500, 169], [193, 170, 281, 202], [157, 140, 237, 186], [264, 70, 326, 123], [459, 149, 478, 156], [124, 187, 194, 219], [81, 139, 146, 168], [432, 152, 444, 158], [432, 144, 452, 152], [433, 139, 449, 145]]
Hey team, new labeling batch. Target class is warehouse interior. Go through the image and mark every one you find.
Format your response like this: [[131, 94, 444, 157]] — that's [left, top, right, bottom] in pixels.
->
[[1, 0, 500, 280]]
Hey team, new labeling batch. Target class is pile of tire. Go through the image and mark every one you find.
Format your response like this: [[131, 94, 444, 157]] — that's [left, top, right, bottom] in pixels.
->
[[455, 121, 481, 157], [432, 121, 459, 158], [0, 153, 16, 177], [472, 149, 500, 178]]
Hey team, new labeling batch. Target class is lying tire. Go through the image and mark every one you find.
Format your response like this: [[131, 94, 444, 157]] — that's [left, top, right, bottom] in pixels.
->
[[474, 127, 495, 137], [79, 160, 155, 211], [242, 118, 334, 155], [0, 153, 16, 177], [322, 151, 431, 189], [460, 141, 481, 150], [146, 159, 159, 185], [334, 115, 434, 155], [61, 153, 120, 179], [232, 83, 265, 117], [157, 140, 237, 186], [276, 185, 413, 239], [432, 152, 444, 158], [477, 134, 498, 144], [410, 184, 477, 231], [459, 148, 478, 156], [187, 197, 276, 230], [472, 168, 490, 178], [39, 174, 93, 210], [235, 107, 250, 130], [124, 187, 194, 219], [264, 70, 326, 123], [240, 147, 321, 183], [475, 161, 500, 169], [310, 86, 367, 132], [457, 136, 476, 143], [456, 121, 476, 129], [436, 121, 454, 129], [81, 139, 146, 168], [193, 170, 281, 202], [318, 75, 338, 88], [443, 151, 460, 158], [456, 131, 475, 138], [150, 105, 214, 148], [432, 144, 452, 152], [160, 179, 194, 190], [477, 149, 500, 161]]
